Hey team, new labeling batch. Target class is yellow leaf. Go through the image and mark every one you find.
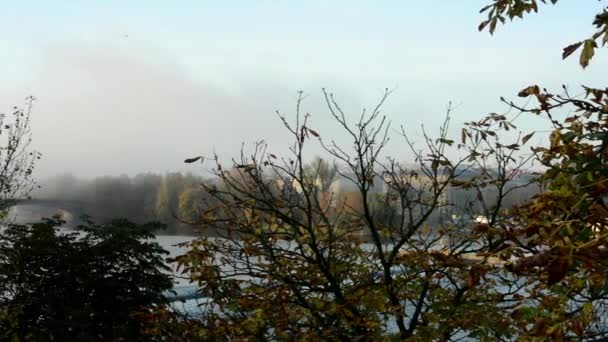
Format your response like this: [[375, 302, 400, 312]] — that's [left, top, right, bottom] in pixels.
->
[[580, 39, 597, 69]]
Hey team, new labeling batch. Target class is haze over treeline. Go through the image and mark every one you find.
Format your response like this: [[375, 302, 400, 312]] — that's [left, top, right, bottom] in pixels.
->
[[33, 172, 209, 234], [31, 164, 541, 235], [2, 2, 606, 179]]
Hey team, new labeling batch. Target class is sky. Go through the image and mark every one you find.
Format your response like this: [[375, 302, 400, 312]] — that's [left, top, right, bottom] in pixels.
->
[[0, 1, 606, 178]]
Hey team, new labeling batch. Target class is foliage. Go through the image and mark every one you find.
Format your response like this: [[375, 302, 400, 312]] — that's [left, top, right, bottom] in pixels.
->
[[0, 218, 174, 341], [478, 0, 608, 68], [475, 1, 608, 338], [138, 306, 206, 341], [167, 84, 608, 339], [476, 85, 608, 340]]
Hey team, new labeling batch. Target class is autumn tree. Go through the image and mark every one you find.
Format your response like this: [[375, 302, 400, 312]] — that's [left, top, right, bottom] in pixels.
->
[[474, 1, 608, 339], [162, 91, 534, 341], [155, 172, 202, 225], [155, 172, 186, 223], [474, 85, 608, 340], [178, 187, 210, 223]]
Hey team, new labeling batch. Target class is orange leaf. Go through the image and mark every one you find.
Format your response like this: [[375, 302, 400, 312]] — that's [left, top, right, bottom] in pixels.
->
[[518, 85, 540, 97]]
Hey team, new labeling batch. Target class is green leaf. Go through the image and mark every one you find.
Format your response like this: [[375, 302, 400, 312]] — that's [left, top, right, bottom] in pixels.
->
[[438, 138, 454, 146], [478, 20, 490, 31], [489, 18, 498, 34], [583, 302, 593, 317], [522, 132, 535, 145], [306, 127, 320, 137], [184, 156, 203, 163], [479, 4, 493, 13]]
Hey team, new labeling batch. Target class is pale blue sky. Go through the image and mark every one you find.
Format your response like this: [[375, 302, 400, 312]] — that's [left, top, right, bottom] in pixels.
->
[[0, 1, 605, 177]]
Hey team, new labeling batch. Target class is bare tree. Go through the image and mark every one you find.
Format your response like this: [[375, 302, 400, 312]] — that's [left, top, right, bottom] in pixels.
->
[[0, 97, 40, 218]]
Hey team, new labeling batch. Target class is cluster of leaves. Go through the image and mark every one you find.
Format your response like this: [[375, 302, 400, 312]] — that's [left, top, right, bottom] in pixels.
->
[[0, 218, 174, 341], [476, 85, 608, 340], [479, 0, 608, 68]]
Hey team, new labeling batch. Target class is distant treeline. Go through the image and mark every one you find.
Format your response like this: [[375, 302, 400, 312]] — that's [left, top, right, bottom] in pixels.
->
[[35, 173, 211, 234], [34, 168, 542, 235]]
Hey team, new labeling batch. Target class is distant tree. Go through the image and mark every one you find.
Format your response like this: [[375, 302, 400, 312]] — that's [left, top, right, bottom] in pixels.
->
[[0, 97, 40, 217], [155, 173, 201, 224], [302, 156, 339, 211], [0, 218, 173, 341], [35, 173, 81, 200], [88, 175, 133, 219], [178, 187, 207, 223], [474, 1, 608, 339], [131, 173, 164, 221], [304, 156, 338, 193], [154, 175, 173, 223], [34, 172, 214, 231]]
